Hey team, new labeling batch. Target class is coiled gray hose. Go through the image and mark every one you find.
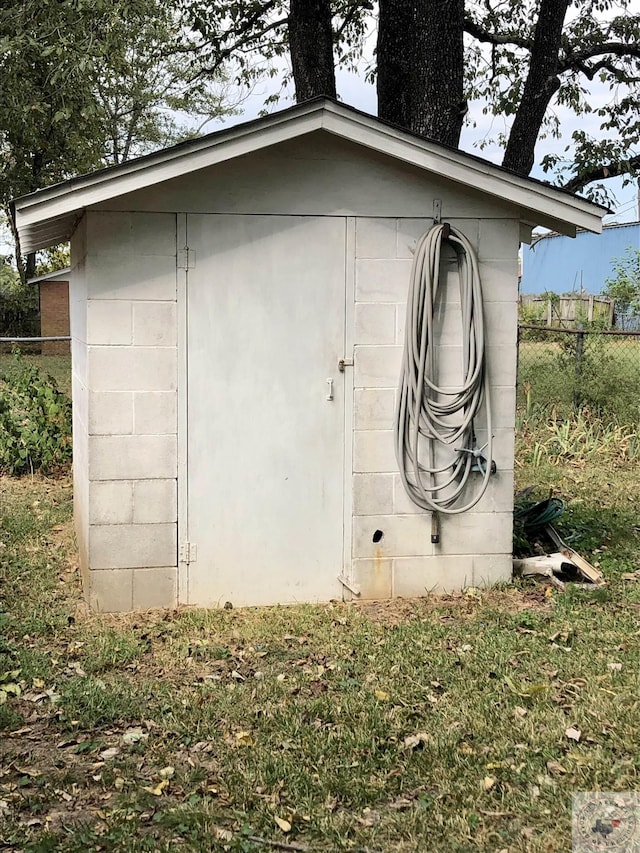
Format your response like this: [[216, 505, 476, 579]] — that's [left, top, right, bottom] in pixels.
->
[[393, 222, 493, 516]]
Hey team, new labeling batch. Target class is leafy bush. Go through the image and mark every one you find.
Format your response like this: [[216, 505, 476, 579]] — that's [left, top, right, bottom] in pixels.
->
[[603, 247, 640, 326], [0, 259, 38, 338], [0, 351, 72, 474]]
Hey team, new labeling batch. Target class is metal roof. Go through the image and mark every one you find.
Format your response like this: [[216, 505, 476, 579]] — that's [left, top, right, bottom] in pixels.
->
[[27, 266, 71, 284], [12, 98, 606, 253]]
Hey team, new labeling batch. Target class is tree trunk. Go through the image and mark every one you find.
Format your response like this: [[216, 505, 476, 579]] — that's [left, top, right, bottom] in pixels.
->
[[377, 0, 466, 146], [501, 0, 570, 175], [4, 204, 26, 285], [25, 252, 36, 282], [288, 0, 336, 101]]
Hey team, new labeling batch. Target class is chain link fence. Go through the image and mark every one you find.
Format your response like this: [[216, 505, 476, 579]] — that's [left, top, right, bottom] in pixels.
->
[[518, 324, 640, 424], [4, 323, 640, 428]]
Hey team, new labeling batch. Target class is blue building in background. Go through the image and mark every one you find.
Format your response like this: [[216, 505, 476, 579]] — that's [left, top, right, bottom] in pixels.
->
[[520, 221, 640, 295]]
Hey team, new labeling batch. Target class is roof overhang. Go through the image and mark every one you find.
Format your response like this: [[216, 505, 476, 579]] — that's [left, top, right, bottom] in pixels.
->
[[12, 99, 606, 254], [27, 266, 71, 285]]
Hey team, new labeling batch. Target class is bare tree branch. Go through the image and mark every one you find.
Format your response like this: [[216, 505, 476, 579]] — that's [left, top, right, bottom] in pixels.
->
[[464, 16, 532, 50], [559, 41, 640, 74], [196, 16, 289, 79]]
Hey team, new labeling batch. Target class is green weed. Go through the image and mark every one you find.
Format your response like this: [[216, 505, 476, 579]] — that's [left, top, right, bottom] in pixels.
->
[[0, 351, 72, 474]]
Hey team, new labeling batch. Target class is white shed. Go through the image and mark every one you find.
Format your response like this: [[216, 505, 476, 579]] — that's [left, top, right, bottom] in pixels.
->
[[13, 99, 604, 612]]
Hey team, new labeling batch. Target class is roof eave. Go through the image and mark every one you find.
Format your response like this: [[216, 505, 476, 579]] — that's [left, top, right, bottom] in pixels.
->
[[14, 99, 605, 252], [320, 105, 603, 236]]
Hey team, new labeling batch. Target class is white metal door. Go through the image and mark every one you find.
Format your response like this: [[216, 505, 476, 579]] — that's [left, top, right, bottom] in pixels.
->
[[184, 214, 347, 606]]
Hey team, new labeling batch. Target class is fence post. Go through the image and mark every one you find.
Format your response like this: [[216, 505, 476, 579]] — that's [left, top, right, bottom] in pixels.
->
[[574, 323, 585, 411]]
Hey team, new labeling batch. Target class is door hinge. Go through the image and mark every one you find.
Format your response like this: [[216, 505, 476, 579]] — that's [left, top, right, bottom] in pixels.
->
[[338, 574, 360, 596], [338, 358, 354, 372], [178, 248, 196, 270], [180, 542, 197, 564]]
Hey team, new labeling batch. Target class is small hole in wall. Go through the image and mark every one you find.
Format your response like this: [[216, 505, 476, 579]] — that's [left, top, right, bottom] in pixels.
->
[[372, 530, 384, 543]]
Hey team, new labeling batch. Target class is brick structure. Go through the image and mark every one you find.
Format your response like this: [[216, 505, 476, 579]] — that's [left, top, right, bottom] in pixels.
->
[[39, 279, 70, 354]]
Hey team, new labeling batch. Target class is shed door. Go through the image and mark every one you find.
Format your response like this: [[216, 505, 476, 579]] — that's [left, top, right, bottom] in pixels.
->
[[185, 214, 347, 606]]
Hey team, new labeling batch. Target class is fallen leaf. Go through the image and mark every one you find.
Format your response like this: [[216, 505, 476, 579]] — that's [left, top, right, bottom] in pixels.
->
[[608, 662, 622, 672], [99, 747, 120, 761], [275, 816, 292, 832], [159, 766, 175, 779], [374, 689, 389, 701], [213, 827, 233, 842], [114, 777, 125, 791], [235, 731, 254, 746], [0, 681, 21, 702], [514, 706, 528, 718], [55, 789, 73, 803], [546, 760, 567, 775], [122, 728, 148, 746], [46, 688, 62, 705], [358, 808, 379, 827], [504, 676, 547, 698], [483, 776, 497, 791], [14, 766, 42, 778], [565, 726, 581, 742], [142, 779, 168, 796], [21, 692, 48, 703], [402, 732, 431, 750]]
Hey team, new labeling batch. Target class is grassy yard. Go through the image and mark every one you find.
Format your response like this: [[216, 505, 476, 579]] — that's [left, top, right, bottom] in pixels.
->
[[1, 460, 640, 851], [518, 335, 640, 423]]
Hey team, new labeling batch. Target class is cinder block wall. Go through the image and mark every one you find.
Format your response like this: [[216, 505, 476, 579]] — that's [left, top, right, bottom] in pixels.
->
[[79, 137, 521, 609], [81, 211, 178, 611], [351, 216, 518, 599], [70, 219, 89, 581], [39, 280, 70, 355]]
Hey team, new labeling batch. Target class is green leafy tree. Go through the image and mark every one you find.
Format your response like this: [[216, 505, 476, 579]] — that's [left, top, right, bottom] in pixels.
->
[[0, 0, 105, 282], [181, 0, 640, 196], [93, 3, 239, 165], [0, 257, 38, 337], [0, 0, 236, 283], [603, 247, 640, 328]]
